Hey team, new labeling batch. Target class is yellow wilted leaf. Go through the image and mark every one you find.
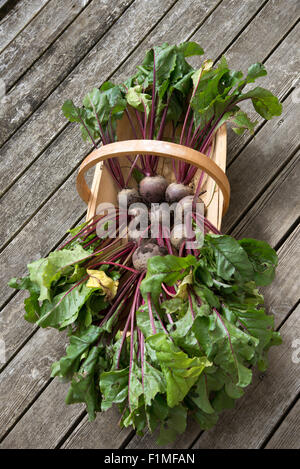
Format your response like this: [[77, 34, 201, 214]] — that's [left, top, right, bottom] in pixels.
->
[[175, 271, 193, 300], [86, 269, 119, 300]]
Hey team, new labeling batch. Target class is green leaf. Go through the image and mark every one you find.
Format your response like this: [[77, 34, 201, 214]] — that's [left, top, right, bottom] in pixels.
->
[[146, 333, 211, 407], [246, 63, 267, 83], [193, 311, 258, 388], [28, 244, 88, 302], [241, 86, 282, 120], [140, 255, 196, 305], [206, 234, 254, 282], [37, 282, 92, 329], [177, 41, 204, 57], [156, 404, 187, 446], [126, 85, 152, 116], [100, 367, 129, 411], [65, 346, 102, 421], [238, 238, 278, 286], [231, 110, 258, 135], [51, 325, 101, 378], [143, 361, 166, 406]]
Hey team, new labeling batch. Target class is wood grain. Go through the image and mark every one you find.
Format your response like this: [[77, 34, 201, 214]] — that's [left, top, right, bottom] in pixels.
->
[[227, 21, 300, 161], [0, 327, 67, 440], [0, 0, 94, 90], [0, 0, 299, 450], [0, 0, 176, 147], [265, 398, 300, 449], [0, 0, 50, 53], [232, 150, 300, 248]]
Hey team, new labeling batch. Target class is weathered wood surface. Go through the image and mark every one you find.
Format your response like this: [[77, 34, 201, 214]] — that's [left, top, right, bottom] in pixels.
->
[[265, 399, 300, 449], [0, 0, 50, 53], [0, 0, 299, 450], [0, 0, 95, 90]]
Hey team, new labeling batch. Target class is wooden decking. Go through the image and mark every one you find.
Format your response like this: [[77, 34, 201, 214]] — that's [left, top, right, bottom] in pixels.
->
[[0, 0, 299, 449]]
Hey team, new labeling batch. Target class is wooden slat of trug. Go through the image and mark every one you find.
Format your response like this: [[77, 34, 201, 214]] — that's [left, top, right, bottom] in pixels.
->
[[0, 0, 50, 52], [0, 0, 177, 147], [0, 0, 296, 250], [265, 399, 300, 449], [0, 0, 95, 90], [0, 0, 223, 197]]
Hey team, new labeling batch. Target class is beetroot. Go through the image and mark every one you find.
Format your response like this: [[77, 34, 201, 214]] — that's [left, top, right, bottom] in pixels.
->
[[132, 241, 168, 271], [118, 188, 142, 208], [165, 182, 192, 203], [139, 176, 168, 204]]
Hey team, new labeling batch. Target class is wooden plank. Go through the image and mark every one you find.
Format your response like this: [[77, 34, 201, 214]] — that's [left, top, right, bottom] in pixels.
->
[[0, 327, 67, 440], [0, 0, 50, 53], [1, 0, 298, 448], [0, 0, 95, 90], [61, 411, 133, 449], [265, 399, 300, 449], [222, 93, 300, 233], [262, 224, 300, 328], [0, 0, 176, 147], [0, 0, 287, 200], [0, 172, 86, 364], [0, 380, 85, 449], [191, 303, 300, 449], [227, 21, 300, 161]]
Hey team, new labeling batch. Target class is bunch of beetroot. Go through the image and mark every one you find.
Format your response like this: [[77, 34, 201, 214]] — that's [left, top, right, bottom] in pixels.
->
[[9, 42, 283, 444]]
